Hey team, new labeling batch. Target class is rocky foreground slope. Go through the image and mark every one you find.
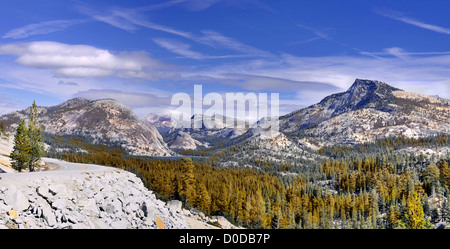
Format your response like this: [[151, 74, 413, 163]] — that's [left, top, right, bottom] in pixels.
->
[[0, 165, 233, 229]]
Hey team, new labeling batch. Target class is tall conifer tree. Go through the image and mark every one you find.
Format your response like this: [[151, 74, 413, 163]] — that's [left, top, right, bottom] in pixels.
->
[[27, 101, 45, 172], [9, 120, 31, 172], [9, 101, 44, 172]]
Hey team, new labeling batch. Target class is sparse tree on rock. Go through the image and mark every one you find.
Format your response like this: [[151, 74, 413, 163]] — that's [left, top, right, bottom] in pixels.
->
[[9, 119, 31, 172]]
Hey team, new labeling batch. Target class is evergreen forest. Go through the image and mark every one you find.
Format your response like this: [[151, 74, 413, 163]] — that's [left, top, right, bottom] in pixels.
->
[[49, 134, 450, 229]]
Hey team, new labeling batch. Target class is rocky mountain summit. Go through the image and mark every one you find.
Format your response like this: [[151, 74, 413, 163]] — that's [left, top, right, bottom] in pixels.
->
[[281, 79, 449, 146], [0, 98, 173, 157], [282, 79, 405, 131]]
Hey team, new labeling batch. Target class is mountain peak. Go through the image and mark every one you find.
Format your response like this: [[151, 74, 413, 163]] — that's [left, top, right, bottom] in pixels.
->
[[326, 79, 402, 115], [349, 79, 402, 93], [58, 97, 92, 108], [280, 78, 449, 144], [280, 79, 405, 130]]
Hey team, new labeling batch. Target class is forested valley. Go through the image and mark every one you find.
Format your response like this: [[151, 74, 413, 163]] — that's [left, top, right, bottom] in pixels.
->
[[47, 134, 450, 229]]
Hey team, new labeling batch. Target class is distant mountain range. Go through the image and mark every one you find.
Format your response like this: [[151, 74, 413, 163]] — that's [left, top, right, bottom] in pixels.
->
[[143, 113, 249, 151], [0, 79, 448, 165], [208, 79, 449, 169], [145, 79, 449, 150]]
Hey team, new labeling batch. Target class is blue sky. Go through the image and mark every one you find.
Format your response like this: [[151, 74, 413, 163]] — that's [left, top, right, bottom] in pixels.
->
[[0, 0, 449, 116]]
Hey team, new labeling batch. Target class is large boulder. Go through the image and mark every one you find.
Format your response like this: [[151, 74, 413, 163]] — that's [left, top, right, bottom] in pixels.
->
[[434, 222, 446, 229], [166, 200, 182, 213], [35, 196, 57, 227], [3, 185, 29, 211]]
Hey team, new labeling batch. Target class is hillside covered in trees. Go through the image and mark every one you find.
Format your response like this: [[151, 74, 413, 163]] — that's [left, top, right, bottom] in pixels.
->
[[51, 134, 450, 229]]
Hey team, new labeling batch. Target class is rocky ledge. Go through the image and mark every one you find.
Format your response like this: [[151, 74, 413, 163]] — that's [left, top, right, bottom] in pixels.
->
[[0, 168, 232, 229]]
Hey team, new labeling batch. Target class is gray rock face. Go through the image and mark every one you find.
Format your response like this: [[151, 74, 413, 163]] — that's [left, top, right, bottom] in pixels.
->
[[279, 79, 450, 146], [0, 168, 191, 229], [4, 185, 29, 211], [0, 98, 173, 157]]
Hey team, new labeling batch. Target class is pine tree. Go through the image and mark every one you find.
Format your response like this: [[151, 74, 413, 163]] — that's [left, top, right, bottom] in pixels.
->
[[438, 160, 450, 188], [180, 157, 196, 207], [216, 183, 229, 214], [9, 120, 31, 172], [441, 192, 450, 222], [387, 205, 401, 229], [196, 182, 211, 214], [27, 101, 45, 172], [404, 192, 429, 229], [422, 164, 440, 195]]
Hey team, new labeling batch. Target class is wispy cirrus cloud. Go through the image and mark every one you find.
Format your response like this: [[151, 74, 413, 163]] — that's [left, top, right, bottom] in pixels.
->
[[293, 24, 331, 44], [375, 8, 450, 35], [3, 19, 87, 39], [359, 47, 450, 60], [180, 46, 450, 103], [196, 30, 272, 57], [158, 0, 223, 11], [76, 3, 195, 37], [137, 0, 274, 12], [153, 38, 249, 60], [153, 38, 207, 60], [77, 4, 271, 58]]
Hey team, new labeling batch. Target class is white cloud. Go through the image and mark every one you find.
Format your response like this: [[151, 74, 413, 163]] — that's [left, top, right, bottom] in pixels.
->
[[376, 8, 450, 35], [153, 39, 208, 60], [54, 67, 113, 78], [180, 48, 450, 101], [170, 0, 223, 11], [57, 80, 79, 86], [132, 0, 270, 13], [78, 5, 193, 38], [295, 24, 331, 42], [78, 5, 270, 58], [1, 39, 449, 117], [153, 38, 250, 60], [3, 19, 87, 39], [0, 41, 177, 80], [196, 30, 272, 57], [221, 73, 341, 92]]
